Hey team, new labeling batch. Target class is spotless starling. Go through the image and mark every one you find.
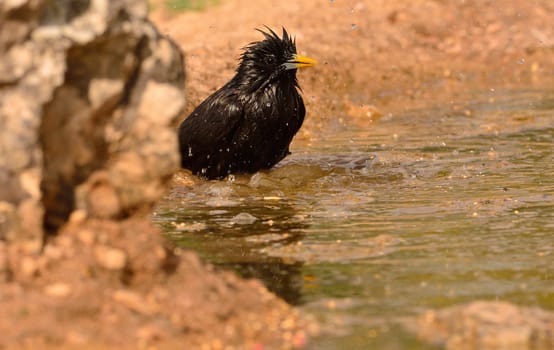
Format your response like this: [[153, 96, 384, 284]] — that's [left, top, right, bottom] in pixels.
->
[[178, 27, 316, 179]]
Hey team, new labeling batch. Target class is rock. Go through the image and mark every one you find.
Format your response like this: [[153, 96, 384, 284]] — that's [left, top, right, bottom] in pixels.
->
[[94, 245, 127, 271], [230, 212, 258, 225], [415, 301, 554, 349], [0, 0, 186, 241]]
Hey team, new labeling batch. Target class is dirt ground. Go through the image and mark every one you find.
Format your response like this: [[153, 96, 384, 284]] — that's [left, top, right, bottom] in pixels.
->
[[2, 1, 554, 349], [1, 217, 314, 349], [151, 0, 554, 141]]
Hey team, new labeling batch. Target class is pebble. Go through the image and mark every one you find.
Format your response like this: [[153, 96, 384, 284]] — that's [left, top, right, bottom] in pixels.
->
[[136, 324, 167, 342], [77, 229, 95, 245], [20, 256, 39, 278], [112, 289, 156, 315], [65, 330, 88, 344], [88, 184, 121, 219], [230, 212, 257, 225], [43, 244, 64, 260], [94, 245, 127, 270], [44, 282, 72, 297], [68, 209, 88, 224]]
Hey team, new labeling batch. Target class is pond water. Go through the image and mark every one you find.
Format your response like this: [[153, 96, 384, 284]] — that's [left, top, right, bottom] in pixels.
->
[[153, 88, 554, 349]]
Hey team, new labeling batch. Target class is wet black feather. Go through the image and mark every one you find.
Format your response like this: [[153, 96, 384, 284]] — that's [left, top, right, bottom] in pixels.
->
[[178, 27, 307, 179]]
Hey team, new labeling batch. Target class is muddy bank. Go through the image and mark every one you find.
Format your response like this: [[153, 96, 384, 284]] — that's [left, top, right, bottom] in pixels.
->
[[1, 218, 312, 349]]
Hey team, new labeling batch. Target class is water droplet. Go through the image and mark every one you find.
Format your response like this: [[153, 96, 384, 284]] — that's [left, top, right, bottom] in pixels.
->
[[188, 146, 193, 157], [351, 24, 357, 30], [201, 168, 207, 174], [517, 57, 526, 64], [266, 102, 271, 107]]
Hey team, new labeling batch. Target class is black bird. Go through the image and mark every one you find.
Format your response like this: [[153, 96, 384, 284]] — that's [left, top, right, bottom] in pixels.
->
[[178, 27, 316, 179]]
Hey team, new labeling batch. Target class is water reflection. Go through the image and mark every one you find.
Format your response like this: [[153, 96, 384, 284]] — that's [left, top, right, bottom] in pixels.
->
[[155, 179, 311, 304]]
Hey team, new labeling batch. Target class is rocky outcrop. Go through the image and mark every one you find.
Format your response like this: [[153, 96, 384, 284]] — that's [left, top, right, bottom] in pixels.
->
[[0, 0, 185, 243]]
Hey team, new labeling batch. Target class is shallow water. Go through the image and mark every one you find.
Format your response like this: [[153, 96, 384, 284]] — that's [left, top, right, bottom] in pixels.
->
[[154, 88, 554, 349]]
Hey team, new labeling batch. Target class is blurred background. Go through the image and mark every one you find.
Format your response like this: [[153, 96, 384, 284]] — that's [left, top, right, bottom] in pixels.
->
[[152, 1, 554, 349]]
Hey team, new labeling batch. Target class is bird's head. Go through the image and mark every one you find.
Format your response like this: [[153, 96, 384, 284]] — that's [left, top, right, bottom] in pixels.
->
[[236, 27, 317, 92]]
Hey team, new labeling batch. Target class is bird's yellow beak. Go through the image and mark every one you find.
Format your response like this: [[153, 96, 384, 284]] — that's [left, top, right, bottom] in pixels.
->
[[292, 54, 317, 68], [283, 54, 317, 70]]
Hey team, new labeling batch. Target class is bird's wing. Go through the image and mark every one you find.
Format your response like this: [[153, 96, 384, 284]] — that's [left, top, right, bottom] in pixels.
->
[[179, 89, 244, 148], [294, 93, 306, 134]]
